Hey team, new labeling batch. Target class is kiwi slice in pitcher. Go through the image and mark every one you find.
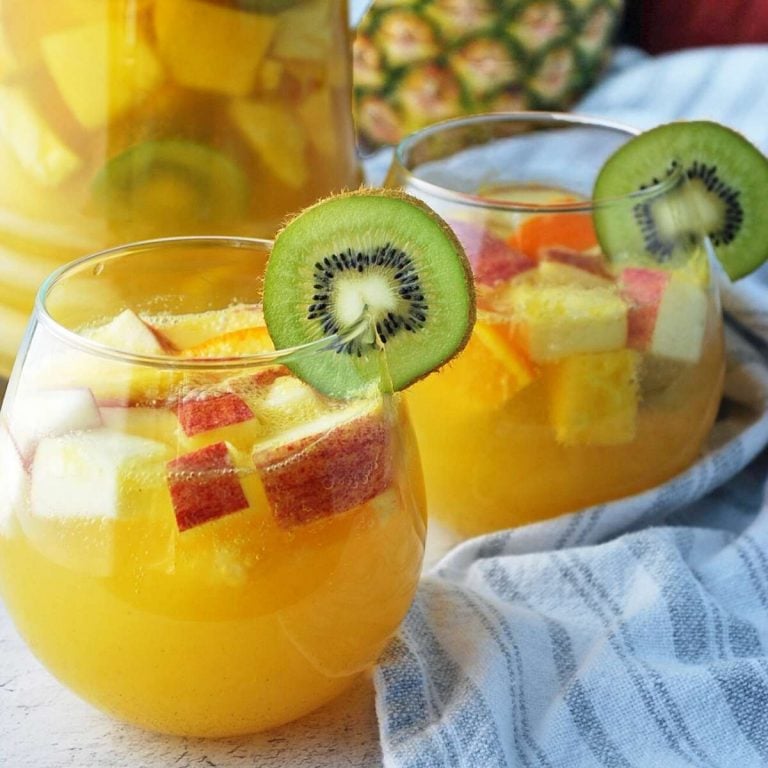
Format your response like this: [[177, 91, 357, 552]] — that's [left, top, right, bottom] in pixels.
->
[[92, 139, 249, 225], [263, 189, 475, 397], [593, 121, 768, 279]]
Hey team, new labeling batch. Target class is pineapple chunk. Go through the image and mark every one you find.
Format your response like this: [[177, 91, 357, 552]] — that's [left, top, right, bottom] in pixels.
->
[[511, 283, 627, 362], [549, 349, 640, 446], [229, 99, 308, 188], [0, 85, 81, 187], [154, 0, 277, 96], [41, 21, 163, 129]]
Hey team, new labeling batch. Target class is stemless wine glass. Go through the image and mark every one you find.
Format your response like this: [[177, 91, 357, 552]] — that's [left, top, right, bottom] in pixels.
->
[[0, 237, 425, 737], [385, 112, 725, 537]]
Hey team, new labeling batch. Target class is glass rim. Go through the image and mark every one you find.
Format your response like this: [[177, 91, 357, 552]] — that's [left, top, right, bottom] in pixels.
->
[[390, 110, 681, 213], [35, 234, 369, 370]]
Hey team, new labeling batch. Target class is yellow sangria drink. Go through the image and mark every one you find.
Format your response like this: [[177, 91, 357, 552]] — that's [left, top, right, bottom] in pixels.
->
[[0, 238, 425, 736], [0, 0, 362, 374], [386, 114, 726, 537]]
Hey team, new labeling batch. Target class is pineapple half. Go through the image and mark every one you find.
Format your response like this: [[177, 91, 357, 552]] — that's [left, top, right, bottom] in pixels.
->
[[352, 0, 625, 150]]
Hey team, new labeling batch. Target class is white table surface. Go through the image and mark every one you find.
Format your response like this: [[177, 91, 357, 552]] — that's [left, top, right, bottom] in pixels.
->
[[0, 523, 457, 768]]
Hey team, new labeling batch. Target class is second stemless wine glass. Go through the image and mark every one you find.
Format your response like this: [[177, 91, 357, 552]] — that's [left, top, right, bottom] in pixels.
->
[[0, 237, 425, 737], [386, 112, 725, 537]]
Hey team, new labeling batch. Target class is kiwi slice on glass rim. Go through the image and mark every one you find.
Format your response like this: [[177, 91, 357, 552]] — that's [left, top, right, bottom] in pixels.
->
[[263, 189, 475, 398], [593, 120, 768, 280]]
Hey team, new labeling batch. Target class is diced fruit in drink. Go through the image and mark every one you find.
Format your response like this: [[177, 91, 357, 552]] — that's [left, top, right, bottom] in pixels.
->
[[229, 99, 308, 189], [620, 267, 707, 362], [510, 211, 598, 259], [510, 283, 627, 362], [175, 391, 259, 451], [167, 441, 252, 532], [549, 349, 640, 446], [25, 429, 172, 576], [154, 0, 277, 96], [537, 257, 612, 289], [181, 326, 274, 358], [538, 247, 612, 288], [100, 404, 180, 446], [468, 321, 537, 406], [252, 401, 393, 528], [252, 376, 323, 432], [83, 308, 167, 355], [448, 219, 535, 286], [296, 90, 338, 158], [148, 304, 265, 351], [0, 424, 26, 534], [270, 0, 331, 61], [9, 387, 102, 461], [30, 429, 170, 520], [0, 85, 81, 187], [41, 21, 162, 129], [91, 140, 250, 228]]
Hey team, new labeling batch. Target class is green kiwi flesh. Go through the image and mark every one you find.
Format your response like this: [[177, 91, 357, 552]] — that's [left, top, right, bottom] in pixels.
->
[[593, 121, 768, 279], [92, 139, 249, 226], [263, 189, 476, 398]]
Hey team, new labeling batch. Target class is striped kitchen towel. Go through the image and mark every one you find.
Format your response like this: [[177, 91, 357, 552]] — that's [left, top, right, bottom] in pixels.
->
[[373, 46, 768, 768]]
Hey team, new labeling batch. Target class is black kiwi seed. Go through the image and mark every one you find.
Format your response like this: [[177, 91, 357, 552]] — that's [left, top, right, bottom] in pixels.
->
[[263, 189, 475, 398], [593, 121, 768, 279]]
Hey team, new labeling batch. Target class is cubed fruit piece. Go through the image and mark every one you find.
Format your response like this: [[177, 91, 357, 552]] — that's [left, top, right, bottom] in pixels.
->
[[9, 387, 102, 462], [83, 309, 167, 355], [175, 391, 257, 449], [511, 283, 627, 362], [270, 0, 331, 61], [448, 219, 535, 287], [181, 326, 274, 358], [510, 211, 598, 259], [0, 424, 26, 535], [550, 349, 640, 446], [41, 21, 162, 129], [538, 247, 612, 288], [229, 99, 308, 188], [154, 0, 277, 96], [462, 321, 537, 408], [147, 304, 265, 350], [167, 441, 251, 532], [252, 400, 393, 528], [0, 85, 81, 187], [30, 429, 170, 520], [27, 429, 172, 575], [619, 267, 707, 363], [296, 89, 338, 158], [100, 404, 180, 445], [252, 375, 324, 433]]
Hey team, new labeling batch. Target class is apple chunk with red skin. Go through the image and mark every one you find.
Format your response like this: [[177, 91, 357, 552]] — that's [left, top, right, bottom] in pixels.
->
[[175, 392, 254, 436], [167, 441, 250, 532], [619, 267, 707, 362], [252, 402, 393, 528]]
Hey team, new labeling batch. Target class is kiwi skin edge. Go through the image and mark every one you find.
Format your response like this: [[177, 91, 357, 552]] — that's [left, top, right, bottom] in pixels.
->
[[264, 187, 477, 398]]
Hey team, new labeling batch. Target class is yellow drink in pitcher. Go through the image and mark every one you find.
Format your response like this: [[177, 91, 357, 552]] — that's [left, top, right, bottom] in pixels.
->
[[0, 0, 361, 373]]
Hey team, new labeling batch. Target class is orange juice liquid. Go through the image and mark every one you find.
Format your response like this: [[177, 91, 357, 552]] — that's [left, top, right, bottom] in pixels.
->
[[0, 306, 425, 736], [0, 0, 361, 374]]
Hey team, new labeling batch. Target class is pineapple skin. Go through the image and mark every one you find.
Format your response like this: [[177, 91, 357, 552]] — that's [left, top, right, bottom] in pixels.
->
[[352, 0, 625, 149]]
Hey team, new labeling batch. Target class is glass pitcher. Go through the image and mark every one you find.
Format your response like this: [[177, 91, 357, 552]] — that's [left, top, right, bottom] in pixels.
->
[[0, 0, 363, 376]]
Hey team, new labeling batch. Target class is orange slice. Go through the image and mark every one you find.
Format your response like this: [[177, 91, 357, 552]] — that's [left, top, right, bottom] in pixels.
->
[[510, 212, 599, 260], [181, 326, 274, 358]]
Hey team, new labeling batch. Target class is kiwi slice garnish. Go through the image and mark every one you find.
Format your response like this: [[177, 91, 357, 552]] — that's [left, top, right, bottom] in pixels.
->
[[593, 121, 768, 279], [263, 189, 475, 398]]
